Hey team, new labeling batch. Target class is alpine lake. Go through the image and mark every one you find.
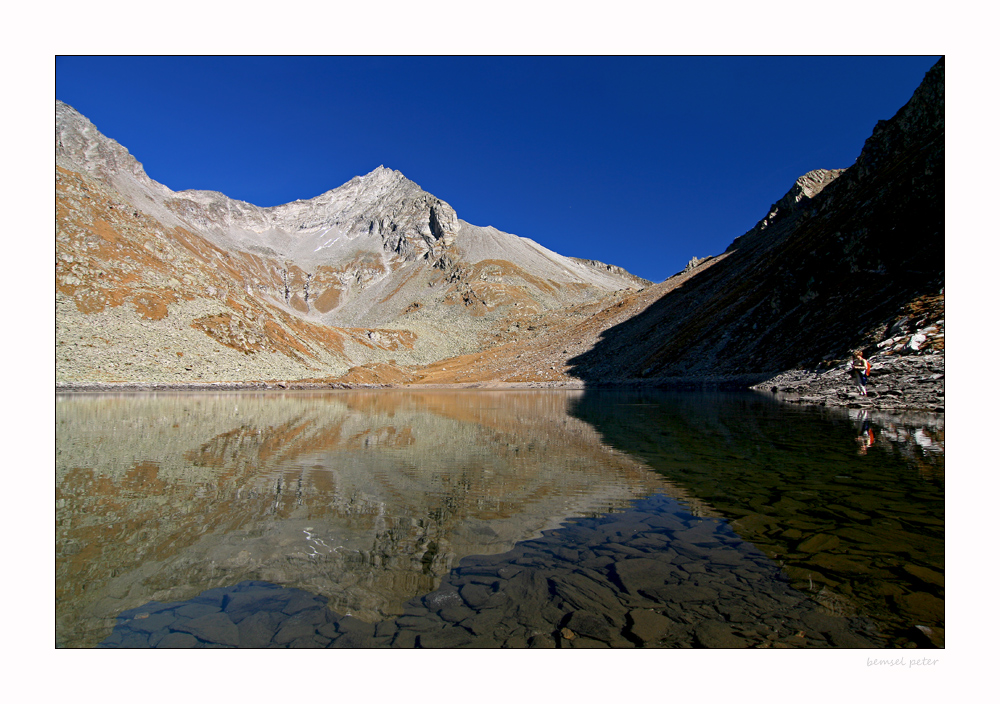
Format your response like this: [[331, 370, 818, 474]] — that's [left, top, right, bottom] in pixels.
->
[[55, 388, 944, 649]]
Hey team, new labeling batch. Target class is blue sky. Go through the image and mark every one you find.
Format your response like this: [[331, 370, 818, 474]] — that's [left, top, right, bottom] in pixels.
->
[[56, 56, 939, 282]]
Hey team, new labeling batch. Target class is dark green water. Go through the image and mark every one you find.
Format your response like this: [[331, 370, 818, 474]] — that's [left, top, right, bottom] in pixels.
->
[[569, 390, 944, 647], [56, 389, 943, 648]]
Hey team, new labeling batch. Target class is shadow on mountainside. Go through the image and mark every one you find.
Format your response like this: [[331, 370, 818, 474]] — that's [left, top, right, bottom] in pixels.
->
[[567, 59, 944, 387]]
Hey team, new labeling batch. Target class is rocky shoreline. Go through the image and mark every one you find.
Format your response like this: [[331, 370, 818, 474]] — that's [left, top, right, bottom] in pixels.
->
[[54, 380, 591, 393], [55, 354, 944, 414], [752, 353, 944, 413]]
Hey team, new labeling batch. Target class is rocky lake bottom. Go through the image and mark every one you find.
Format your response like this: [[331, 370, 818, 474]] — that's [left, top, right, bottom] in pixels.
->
[[98, 493, 882, 649], [56, 389, 944, 649]]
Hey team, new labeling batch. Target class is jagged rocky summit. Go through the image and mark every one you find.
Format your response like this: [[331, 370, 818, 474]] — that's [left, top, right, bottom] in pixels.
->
[[56, 103, 648, 385]]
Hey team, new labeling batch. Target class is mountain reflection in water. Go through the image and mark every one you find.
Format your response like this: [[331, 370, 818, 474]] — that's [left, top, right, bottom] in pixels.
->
[[56, 390, 668, 647], [56, 389, 943, 648]]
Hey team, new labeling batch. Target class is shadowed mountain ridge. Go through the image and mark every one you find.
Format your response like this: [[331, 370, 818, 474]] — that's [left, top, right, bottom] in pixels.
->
[[566, 58, 944, 385]]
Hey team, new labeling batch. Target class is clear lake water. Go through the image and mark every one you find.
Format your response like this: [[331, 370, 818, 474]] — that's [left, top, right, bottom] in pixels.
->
[[55, 389, 943, 648]]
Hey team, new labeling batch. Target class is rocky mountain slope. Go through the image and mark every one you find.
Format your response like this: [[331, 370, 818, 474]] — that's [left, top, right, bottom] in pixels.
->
[[406, 58, 944, 410], [57, 58, 944, 412], [56, 104, 647, 384], [566, 58, 944, 384]]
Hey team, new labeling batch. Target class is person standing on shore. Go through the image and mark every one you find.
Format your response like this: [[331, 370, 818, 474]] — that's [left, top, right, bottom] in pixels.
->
[[850, 350, 870, 397]]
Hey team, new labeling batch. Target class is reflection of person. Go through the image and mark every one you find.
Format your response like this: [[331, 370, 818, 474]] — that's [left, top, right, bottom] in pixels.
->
[[855, 409, 875, 454], [850, 350, 870, 397]]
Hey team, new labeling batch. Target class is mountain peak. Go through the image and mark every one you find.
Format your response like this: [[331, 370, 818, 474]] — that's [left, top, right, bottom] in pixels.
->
[[352, 165, 404, 186], [367, 165, 400, 178], [55, 100, 670, 386], [57, 100, 147, 184]]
